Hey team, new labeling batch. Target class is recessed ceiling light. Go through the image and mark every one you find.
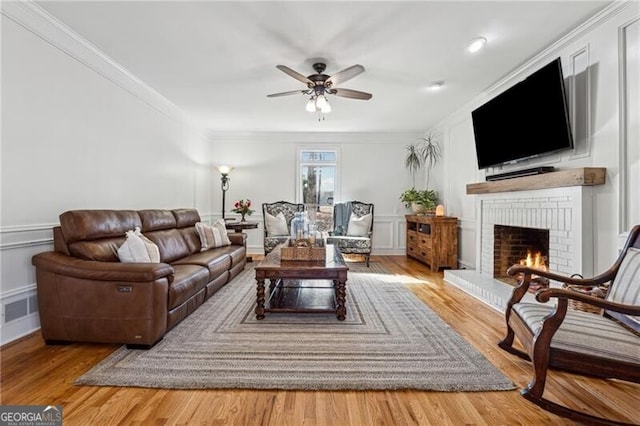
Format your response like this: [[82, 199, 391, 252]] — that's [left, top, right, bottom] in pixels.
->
[[427, 81, 445, 91], [467, 37, 487, 53]]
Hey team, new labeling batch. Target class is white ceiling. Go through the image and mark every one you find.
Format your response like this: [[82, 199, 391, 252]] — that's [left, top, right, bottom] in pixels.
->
[[36, 1, 611, 133]]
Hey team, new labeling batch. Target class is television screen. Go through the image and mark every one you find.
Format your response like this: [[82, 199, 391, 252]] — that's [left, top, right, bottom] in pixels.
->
[[471, 57, 574, 170]]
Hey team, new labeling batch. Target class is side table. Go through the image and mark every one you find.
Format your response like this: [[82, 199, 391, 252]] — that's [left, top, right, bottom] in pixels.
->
[[225, 220, 259, 262]]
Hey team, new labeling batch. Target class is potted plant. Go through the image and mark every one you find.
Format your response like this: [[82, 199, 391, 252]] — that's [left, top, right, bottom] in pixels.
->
[[416, 132, 441, 189], [400, 188, 438, 215], [404, 143, 423, 188], [401, 132, 441, 214]]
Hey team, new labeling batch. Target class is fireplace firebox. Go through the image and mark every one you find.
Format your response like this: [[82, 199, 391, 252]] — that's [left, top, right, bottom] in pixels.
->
[[493, 225, 549, 285]]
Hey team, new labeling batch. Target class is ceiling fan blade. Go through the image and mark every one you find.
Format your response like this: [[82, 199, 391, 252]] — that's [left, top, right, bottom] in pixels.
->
[[326, 64, 365, 86], [276, 65, 314, 85], [266, 90, 308, 98], [330, 88, 373, 100]]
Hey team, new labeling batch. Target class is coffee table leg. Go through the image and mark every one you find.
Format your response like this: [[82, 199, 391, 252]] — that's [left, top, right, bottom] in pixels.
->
[[255, 278, 266, 319], [335, 280, 346, 321]]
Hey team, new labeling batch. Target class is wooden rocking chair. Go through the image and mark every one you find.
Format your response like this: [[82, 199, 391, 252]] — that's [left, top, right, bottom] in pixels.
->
[[499, 225, 640, 425]]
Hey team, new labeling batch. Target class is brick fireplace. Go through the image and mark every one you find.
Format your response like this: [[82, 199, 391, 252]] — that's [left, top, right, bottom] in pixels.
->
[[478, 186, 595, 279], [444, 168, 605, 312]]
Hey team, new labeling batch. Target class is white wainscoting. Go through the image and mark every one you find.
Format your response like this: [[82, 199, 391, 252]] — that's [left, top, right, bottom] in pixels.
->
[[211, 213, 409, 256], [0, 224, 55, 345]]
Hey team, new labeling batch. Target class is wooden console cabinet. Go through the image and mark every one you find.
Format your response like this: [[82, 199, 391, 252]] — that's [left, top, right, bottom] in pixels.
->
[[405, 215, 458, 272]]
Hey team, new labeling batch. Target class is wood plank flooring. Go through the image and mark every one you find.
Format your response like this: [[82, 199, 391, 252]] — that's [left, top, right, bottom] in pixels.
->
[[1, 255, 638, 425]]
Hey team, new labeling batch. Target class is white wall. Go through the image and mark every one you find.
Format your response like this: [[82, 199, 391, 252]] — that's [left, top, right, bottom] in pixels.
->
[[0, 3, 214, 344], [434, 2, 640, 276], [209, 131, 421, 255]]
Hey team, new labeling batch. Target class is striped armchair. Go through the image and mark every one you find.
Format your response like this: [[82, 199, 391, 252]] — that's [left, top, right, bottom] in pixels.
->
[[498, 225, 640, 425]]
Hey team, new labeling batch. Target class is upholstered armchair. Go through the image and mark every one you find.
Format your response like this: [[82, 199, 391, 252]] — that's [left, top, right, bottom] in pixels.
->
[[326, 201, 374, 267], [262, 201, 304, 254]]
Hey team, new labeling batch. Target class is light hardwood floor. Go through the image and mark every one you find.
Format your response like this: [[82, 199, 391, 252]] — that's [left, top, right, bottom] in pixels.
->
[[1, 255, 638, 425]]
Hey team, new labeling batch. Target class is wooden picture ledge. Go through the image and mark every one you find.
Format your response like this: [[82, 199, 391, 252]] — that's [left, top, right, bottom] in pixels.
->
[[466, 167, 606, 194]]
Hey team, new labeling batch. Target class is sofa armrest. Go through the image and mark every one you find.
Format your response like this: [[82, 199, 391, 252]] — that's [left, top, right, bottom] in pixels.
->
[[32, 251, 174, 283], [228, 233, 247, 246]]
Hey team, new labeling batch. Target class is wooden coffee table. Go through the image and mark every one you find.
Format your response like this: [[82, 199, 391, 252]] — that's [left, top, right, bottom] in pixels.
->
[[254, 244, 349, 320]]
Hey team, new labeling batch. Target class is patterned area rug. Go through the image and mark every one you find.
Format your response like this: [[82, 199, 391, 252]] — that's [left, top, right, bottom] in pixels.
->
[[75, 263, 516, 391]]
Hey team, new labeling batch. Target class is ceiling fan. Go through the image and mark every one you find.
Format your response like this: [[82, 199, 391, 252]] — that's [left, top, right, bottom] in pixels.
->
[[267, 62, 373, 114]]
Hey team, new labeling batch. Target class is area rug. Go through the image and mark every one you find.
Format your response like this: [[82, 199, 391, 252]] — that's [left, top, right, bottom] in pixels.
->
[[75, 263, 516, 391]]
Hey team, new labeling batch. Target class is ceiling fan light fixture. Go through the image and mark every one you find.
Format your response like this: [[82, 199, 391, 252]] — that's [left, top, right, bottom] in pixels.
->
[[467, 37, 487, 53], [427, 81, 445, 91], [315, 95, 328, 110], [320, 101, 331, 113], [306, 97, 317, 112]]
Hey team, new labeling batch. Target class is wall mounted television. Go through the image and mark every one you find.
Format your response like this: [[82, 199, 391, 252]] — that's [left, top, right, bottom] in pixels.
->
[[471, 57, 574, 170]]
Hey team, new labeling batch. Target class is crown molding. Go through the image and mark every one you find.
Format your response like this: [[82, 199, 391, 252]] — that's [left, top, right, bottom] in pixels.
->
[[208, 130, 422, 144], [1, 0, 205, 133]]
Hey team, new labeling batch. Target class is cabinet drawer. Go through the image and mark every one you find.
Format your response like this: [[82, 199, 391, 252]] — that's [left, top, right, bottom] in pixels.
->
[[416, 247, 431, 259], [418, 236, 432, 247]]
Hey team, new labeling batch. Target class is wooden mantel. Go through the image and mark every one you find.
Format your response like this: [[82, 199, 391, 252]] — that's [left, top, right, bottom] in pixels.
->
[[466, 167, 606, 194]]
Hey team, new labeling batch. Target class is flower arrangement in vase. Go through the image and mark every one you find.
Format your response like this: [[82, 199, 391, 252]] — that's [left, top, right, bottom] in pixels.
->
[[231, 199, 254, 222]]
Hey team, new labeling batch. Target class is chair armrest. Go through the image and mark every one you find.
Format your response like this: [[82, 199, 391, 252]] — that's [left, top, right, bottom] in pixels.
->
[[535, 288, 640, 316], [506, 264, 614, 287], [32, 252, 174, 283]]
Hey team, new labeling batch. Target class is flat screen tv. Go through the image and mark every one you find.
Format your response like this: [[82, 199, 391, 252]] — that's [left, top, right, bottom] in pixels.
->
[[471, 57, 574, 170]]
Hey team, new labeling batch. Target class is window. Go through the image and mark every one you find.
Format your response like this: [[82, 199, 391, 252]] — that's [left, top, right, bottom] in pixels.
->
[[297, 147, 339, 233]]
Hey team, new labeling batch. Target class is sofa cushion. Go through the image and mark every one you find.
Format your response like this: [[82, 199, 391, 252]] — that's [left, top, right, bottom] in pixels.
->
[[145, 229, 191, 263], [167, 264, 209, 309], [172, 209, 200, 228], [215, 244, 246, 268], [60, 210, 141, 243], [173, 251, 232, 281], [178, 227, 202, 255], [138, 210, 177, 232], [68, 237, 124, 262]]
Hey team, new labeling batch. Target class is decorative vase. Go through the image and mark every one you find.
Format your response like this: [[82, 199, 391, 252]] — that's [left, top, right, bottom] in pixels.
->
[[240, 213, 246, 222]]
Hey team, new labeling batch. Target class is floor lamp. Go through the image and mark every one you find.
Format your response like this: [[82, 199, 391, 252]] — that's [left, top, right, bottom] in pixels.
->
[[217, 165, 233, 219]]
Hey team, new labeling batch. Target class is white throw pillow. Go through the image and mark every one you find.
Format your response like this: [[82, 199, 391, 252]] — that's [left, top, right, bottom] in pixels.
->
[[265, 212, 289, 236], [118, 227, 160, 263], [196, 220, 231, 251], [346, 213, 372, 237]]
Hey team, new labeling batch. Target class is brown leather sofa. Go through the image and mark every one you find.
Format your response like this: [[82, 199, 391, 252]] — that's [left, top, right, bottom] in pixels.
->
[[32, 208, 246, 349]]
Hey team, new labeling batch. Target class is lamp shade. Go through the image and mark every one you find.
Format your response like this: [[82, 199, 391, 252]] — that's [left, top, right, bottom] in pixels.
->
[[315, 95, 328, 109], [305, 98, 317, 112], [217, 165, 233, 175]]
